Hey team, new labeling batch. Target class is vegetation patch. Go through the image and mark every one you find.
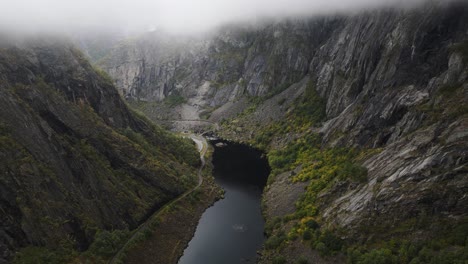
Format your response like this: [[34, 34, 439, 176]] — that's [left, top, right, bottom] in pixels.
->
[[93, 65, 115, 86], [13, 238, 77, 264], [451, 40, 468, 64], [415, 82, 468, 124], [85, 229, 130, 259], [267, 132, 368, 221], [347, 229, 468, 264], [164, 91, 187, 107], [265, 232, 288, 250], [291, 81, 326, 125]]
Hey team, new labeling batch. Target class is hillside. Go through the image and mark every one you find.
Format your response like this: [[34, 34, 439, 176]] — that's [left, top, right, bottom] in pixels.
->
[[0, 38, 199, 263]]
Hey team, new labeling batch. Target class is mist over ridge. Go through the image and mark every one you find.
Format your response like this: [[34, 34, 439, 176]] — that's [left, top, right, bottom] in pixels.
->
[[0, 0, 453, 36]]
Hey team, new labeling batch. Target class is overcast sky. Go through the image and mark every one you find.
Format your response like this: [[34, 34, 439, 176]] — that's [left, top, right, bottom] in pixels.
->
[[0, 0, 433, 34]]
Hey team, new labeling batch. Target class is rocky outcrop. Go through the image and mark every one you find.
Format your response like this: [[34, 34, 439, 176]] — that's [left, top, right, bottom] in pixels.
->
[[0, 38, 199, 262], [294, 2, 468, 233]]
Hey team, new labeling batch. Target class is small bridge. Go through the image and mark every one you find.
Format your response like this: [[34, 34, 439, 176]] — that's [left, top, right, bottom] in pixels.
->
[[161, 119, 220, 130]]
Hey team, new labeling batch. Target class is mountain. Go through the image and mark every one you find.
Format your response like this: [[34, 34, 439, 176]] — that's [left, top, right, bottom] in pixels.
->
[[99, 1, 468, 263], [0, 37, 199, 263]]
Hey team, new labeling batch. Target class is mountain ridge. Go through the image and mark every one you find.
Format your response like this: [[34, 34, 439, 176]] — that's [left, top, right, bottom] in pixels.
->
[[0, 38, 200, 263]]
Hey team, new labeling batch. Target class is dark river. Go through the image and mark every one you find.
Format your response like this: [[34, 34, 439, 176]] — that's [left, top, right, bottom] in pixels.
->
[[178, 139, 270, 264]]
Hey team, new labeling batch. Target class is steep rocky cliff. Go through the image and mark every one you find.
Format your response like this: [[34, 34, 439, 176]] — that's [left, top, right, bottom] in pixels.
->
[[98, 20, 333, 107], [100, 1, 468, 263], [0, 38, 199, 263]]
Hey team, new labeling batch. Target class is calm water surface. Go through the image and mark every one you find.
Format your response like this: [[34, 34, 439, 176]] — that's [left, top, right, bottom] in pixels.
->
[[178, 140, 269, 264]]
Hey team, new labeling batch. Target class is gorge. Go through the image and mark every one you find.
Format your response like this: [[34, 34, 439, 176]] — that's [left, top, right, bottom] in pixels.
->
[[96, 1, 468, 262], [0, 0, 467, 263]]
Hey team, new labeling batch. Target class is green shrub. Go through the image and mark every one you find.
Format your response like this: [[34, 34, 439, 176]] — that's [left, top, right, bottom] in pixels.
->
[[164, 91, 187, 106], [265, 234, 287, 250], [87, 229, 130, 258], [265, 217, 283, 235], [451, 40, 468, 63], [312, 230, 344, 256], [321, 230, 343, 252], [292, 81, 326, 125], [295, 256, 309, 264], [14, 242, 77, 264], [305, 219, 319, 230], [357, 248, 397, 264], [337, 162, 368, 182], [438, 83, 462, 96], [347, 237, 468, 264], [450, 223, 468, 246], [272, 255, 287, 264], [303, 229, 313, 240], [315, 242, 327, 255], [93, 66, 115, 85]]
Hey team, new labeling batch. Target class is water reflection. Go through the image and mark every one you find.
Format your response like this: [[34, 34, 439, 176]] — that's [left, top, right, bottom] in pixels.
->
[[178, 140, 270, 264]]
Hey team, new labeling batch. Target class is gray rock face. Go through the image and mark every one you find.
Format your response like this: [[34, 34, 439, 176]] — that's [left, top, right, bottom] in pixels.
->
[[99, 21, 334, 107]]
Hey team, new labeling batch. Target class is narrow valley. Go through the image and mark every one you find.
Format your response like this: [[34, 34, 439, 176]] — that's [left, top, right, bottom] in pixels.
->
[[0, 0, 467, 264]]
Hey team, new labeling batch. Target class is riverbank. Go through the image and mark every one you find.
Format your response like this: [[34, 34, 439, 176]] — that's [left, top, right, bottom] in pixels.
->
[[124, 164, 222, 264], [110, 136, 223, 264]]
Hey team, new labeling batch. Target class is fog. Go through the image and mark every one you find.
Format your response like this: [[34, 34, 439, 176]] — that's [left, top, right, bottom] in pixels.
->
[[0, 0, 438, 35]]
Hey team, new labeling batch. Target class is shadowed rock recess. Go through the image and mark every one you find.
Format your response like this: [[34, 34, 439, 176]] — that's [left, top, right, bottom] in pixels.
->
[[98, 1, 468, 263], [0, 39, 200, 263]]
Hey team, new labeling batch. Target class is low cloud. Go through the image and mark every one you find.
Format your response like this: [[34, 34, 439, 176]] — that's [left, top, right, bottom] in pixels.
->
[[0, 0, 434, 35]]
